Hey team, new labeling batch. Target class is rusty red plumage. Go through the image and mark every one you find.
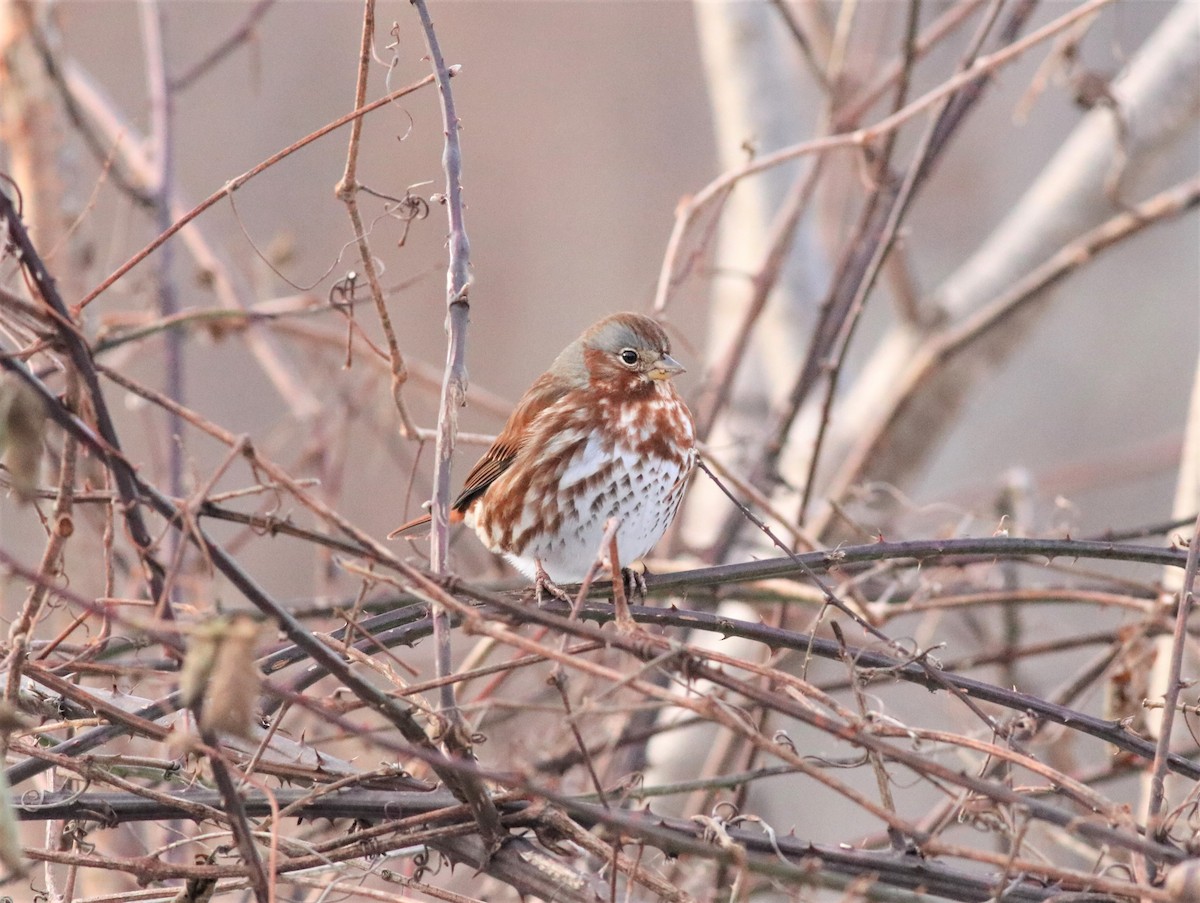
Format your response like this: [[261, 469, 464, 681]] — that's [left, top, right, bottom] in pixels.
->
[[392, 312, 695, 585]]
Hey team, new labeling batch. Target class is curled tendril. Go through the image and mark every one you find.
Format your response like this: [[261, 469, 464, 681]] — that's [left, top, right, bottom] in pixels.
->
[[63, 820, 96, 853], [691, 813, 734, 848], [772, 729, 797, 753], [21, 780, 92, 811], [329, 271, 359, 312], [620, 771, 645, 794], [412, 847, 444, 883], [712, 800, 739, 820], [393, 193, 429, 223]]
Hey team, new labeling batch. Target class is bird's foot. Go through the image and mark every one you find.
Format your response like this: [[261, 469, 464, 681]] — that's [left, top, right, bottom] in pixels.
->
[[610, 567, 648, 634], [533, 562, 574, 607], [620, 566, 647, 602]]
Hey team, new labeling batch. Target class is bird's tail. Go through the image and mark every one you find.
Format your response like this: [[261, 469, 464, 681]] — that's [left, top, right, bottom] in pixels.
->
[[387, 513, 432, 539], [387, 508, 465, 540]]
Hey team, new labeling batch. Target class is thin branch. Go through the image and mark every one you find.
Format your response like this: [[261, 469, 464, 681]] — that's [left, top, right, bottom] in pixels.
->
[[832, 0, 989, 129], [1145, 510, 1200, 871], [336, 0, 420, 438], [798, 0, 1027, 524], [13, 1, 155, 207], [0, 193, 170, 615], [690, 157, 825, 441], [75, 73, 439, 311], [766, 0, 832, 93], [139, 0, 186, 516], [653, 0, 1117, 312], [201, 732, 271, 903], [409, 0, 497, 849], [170, 0, 274, 92]]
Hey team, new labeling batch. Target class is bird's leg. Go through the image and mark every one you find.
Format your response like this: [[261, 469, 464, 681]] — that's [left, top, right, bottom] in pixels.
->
[[598, 523, 648, 637], [533, 560, 573, 606], [610, 577, 635, 633], [604, 537, 639, 635]]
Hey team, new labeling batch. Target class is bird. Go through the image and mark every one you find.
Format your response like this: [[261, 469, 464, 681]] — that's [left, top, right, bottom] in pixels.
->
[[391, 312, 696, 596]]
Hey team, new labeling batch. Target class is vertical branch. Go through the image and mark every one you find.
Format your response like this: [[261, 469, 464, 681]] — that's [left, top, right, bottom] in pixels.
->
[[336, 0, 420, 438], [680, 0, 827, 562], [139, 0, 185, 527], [412, 0, 470, 722], [1144, 346, 1200, 871], [170, 0, 275, 93], [648, 0, 830, 814], [797, 0, 1017, 524], [201, 734, 270, 903], [1145, 509, 1200, 877]]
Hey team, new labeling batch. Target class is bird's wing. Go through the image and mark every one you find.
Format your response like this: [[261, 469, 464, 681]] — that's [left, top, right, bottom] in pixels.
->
[[451, 371, 569, 511], [388, 371, 571, 539]]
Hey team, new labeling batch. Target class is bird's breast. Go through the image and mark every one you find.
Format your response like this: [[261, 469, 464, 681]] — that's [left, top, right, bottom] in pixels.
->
[[470, 393, 694, 576]]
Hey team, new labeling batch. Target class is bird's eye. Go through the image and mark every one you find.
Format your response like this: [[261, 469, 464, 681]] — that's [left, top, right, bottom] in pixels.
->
[[619, 349, 639, 366]]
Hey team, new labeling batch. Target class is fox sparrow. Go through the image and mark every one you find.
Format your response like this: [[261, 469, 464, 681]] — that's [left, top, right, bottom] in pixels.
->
[[392, 312, 695, 586]]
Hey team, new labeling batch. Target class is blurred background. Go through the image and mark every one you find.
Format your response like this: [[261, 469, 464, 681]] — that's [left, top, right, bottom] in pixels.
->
[[1, 1, 1198, 898], [21, 1, 1190, 587], [14, 1, 731, 599]]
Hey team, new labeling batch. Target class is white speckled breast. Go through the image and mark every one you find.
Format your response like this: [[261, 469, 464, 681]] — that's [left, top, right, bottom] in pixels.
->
[[470, 389, 695, 582]]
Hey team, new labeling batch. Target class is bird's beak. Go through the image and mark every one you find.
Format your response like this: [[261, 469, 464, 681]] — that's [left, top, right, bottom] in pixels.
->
[[648, 354, 685, 381]]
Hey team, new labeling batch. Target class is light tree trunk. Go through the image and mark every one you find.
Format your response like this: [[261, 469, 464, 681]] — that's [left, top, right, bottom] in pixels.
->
[[817, 0, 1200, 527]]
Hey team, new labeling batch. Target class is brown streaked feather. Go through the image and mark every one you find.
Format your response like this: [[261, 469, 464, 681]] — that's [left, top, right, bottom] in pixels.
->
[[388, 369, 575, 540], [451, 370, 571, 510]]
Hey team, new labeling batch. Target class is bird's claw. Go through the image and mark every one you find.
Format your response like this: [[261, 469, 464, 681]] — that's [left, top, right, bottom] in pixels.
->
[[610, 567, 648, 635], [533, 563, 574, 607], [620, 566, 647, 602]]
